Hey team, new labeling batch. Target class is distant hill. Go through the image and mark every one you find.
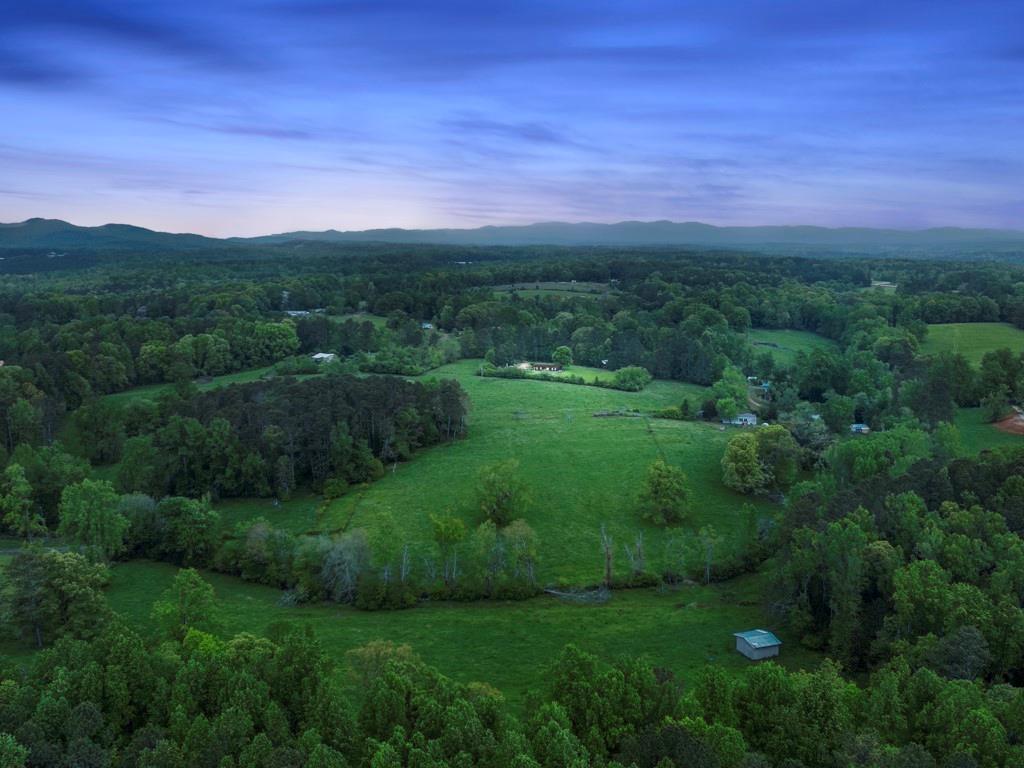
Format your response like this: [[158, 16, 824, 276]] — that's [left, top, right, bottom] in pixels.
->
[[0, 218, 225, 250], [3, 217, 1024, 253], [243, 220, 1024, 250]]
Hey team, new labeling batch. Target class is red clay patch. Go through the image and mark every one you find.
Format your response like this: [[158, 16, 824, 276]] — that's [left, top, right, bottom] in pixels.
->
[[995, 414, 1024, 435]]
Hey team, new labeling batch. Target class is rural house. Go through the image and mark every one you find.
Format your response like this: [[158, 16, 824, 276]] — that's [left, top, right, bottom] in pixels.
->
[[311, 352, 337, 363], [723, 412, 758, 427], [850, 423, 871, 434], [734, 629, 782, 660], [532, 362, 562, 372]]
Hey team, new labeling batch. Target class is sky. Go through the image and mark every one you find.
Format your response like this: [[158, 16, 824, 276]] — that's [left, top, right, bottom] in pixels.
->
[[0, 0, 1021, 236]]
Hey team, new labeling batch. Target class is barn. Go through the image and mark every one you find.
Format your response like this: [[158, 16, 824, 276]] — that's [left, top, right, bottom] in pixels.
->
[[733, 629, 782, 660]]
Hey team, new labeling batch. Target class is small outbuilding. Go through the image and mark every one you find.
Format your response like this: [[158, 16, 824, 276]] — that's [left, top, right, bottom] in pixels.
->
[[311, 352, 337, 363], [850, 423, 871, 434], [532, 362, 563, 372], [734, 629, 782, 660]]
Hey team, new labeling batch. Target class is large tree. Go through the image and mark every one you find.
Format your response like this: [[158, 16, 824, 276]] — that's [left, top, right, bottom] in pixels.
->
[[0, 463, 42, 541], [638, 459, 689, 525], [2, 549, 109, 648], [476, 459, 529, 527], [58, 479, 127, 560]]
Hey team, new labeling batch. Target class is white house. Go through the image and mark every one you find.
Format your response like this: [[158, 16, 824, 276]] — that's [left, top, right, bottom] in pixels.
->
[[850, 423, 871, 434], [734, 629, 782, 660], [311, 352, 337, 363], [723, 412, 758, 427]]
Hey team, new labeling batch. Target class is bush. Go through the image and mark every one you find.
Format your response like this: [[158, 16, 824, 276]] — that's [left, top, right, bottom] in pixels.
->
[[612, 366, 653, 391]]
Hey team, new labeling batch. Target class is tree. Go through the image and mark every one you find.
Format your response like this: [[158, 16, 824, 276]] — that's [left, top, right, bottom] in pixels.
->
[[477, 459, 529, 527], [711, 366, 748, 421], [721, 433, 765, 494], [58, 479, 127, 560], [552, 346, 573, 367], [0, 734, 28, 768], [0, 463, 42, 541], [431, 512, 466, 586], [613, 366, 653, 391], [152, 567, 220, 640], [2, 548, 109, 648], [638, 459, 689, 525]]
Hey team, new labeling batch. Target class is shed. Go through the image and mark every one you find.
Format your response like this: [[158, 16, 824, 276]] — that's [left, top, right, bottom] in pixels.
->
[[734, 629, 782, 660], [850, 423, 871, 434], [311, 352, 337, 363]]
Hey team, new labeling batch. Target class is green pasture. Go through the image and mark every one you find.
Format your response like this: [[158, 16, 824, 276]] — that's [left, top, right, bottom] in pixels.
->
[[103, 365, 279, 406], [746, 329, 838, 367], [307, 360, 770, 584], [919, 323, 1024, 366], [954, 407, 1022, 454], [104, 560, 820, 711]]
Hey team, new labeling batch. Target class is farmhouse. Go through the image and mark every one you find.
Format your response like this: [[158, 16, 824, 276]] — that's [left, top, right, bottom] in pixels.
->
[[734, 629, 782, 660], [723, 412, 758, 427], [850, 423, 871, 434], [532, 362, 563, 372], [311, 352, 337, 363]]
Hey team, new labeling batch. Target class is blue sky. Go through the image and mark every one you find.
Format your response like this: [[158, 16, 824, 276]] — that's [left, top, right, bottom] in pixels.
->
[[0, 0, 1021, 235]]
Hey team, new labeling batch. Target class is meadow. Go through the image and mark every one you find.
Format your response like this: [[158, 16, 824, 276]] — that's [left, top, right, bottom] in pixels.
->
[[955, 407, 1023, 454], [746, 328, 838, 367], [105, 559, 820, 710], [300, 360, 770, 585], [103, 364, 280, 406], [98, 359, 773, 584], [920, 322, 1024, 366]]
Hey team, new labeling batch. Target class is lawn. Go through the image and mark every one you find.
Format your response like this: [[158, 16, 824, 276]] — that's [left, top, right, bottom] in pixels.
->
[[920, 323, 1024, 366], [746, 329, 838, 367], [103, 365, 279, 406], [104, 560, 821, 711], [96, 359, 777, 585], [955, 407, 1023, 454], [309, 360, 771, 584], [329, 312, 389, 329]]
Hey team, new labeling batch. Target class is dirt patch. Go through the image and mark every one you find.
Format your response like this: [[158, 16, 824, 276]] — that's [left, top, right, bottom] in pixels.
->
[[995, 413, 1024, 435]]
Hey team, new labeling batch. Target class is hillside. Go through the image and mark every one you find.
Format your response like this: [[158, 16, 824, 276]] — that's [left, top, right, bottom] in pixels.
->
[[4, 217, 1024, 254]]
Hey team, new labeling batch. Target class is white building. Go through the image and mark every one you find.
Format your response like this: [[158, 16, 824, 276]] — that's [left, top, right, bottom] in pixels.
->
[[311, 352, 337, 363], [722, 412, 758, 427]]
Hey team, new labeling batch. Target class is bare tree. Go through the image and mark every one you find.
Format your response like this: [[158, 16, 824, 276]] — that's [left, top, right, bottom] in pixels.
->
[[600, 524, 614, 588]]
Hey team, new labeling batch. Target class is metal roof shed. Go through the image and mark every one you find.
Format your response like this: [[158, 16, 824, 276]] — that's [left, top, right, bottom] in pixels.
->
[[734, 629, 782, 660]]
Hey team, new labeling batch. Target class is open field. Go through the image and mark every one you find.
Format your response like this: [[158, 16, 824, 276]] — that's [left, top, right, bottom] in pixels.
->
[[329, 312, 389, 328], [95, 359, 768, 585], [493, 281, 612, 299], [746, 329, 838, 367], [102, 560, 820, 711], [920, 323, 1024, 366], [103, 365, 279, 406], [954, 407, 1023, 453], [307, 360, 769, 584]]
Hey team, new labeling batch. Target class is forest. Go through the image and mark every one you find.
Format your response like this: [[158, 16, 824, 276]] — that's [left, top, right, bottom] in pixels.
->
[[3, 241, 1024, 767]]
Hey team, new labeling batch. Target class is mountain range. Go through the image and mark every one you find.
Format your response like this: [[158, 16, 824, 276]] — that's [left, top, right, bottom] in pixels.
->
[[2, 217, 1023, 252]]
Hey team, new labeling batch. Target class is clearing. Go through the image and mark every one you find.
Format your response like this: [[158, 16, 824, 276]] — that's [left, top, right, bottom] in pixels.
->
[[920, 323, 1024, 366], [103, 560, 820, 711], [746, 329, 838, 368]]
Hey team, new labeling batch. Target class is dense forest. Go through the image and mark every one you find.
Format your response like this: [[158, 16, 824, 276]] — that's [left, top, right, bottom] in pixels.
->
[[4, 241, 1024, 767]]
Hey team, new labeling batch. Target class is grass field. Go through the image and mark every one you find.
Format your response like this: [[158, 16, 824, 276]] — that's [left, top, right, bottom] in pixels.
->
[[746, 329, 838, 367], [955, 407, 1023, 454], [103, 365, 279, 406], [103, 560, 820, 710], [286, 360, 771, 585], [95, 359, 776, 585], [330, 312, 389, 328], [493, 282, 612, 299], [920, 323, 1024, 366]]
